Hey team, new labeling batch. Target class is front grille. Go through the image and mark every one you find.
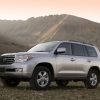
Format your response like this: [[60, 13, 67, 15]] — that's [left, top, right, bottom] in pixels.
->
[[0, 55, 15, 65]]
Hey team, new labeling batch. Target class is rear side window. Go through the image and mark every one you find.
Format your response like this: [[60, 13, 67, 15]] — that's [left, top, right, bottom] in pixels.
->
[[57, 42, 72, 55], [85, 46, 97, 57], [72, 43, 85, 56]]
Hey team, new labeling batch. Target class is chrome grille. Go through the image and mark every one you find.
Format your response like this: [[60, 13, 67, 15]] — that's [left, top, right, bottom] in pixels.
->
[[0, 55, 15, 65]]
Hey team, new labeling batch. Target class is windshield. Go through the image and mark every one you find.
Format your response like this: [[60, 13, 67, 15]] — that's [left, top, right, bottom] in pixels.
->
[[28, 42, 59, 52]]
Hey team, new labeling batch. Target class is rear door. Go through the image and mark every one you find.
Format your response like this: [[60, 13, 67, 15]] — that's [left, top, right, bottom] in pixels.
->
[[69, 43, 88, 77]]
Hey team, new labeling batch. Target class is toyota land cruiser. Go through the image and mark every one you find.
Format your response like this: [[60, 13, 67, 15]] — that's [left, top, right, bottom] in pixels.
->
[[0, 41, 100, 90]]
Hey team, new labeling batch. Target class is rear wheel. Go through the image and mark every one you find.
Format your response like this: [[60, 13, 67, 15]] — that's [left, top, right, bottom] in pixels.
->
[[84, 69, 99, 89], [30, 66, 52, 90], [56, 80, 69, 87], [0, 78, 20, 87]]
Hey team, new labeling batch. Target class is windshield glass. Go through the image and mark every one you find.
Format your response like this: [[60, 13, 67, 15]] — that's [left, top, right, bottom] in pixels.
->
[[28, 42, 59, 52]]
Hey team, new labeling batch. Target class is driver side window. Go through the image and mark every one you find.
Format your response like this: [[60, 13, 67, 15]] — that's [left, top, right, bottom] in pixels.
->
[[57, 42, 72, 55]]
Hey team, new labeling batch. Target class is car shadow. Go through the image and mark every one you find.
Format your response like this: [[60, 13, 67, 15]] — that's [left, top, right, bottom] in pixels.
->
[[49, 85, 84, 91], [6, 84, 85, 91], [0, 82, 90, 91]]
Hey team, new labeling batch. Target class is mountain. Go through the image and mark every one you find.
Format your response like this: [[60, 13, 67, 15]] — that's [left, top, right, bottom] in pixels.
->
[[0, 14, 100, 54], [0, 35, 27, 54]]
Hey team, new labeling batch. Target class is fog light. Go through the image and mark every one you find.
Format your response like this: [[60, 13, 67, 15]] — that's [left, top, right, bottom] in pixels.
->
[[15, 68, 23, 72]]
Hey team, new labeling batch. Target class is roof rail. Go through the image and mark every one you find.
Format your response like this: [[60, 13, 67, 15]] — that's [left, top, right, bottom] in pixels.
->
[[68, 40, 93, 46]]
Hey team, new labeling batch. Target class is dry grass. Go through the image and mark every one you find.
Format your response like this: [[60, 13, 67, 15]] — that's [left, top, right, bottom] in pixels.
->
[[0, 82, 100, 100]]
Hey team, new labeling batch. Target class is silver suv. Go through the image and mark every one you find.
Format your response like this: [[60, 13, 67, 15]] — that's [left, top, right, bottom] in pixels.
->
[[0, 41, 100, 90]]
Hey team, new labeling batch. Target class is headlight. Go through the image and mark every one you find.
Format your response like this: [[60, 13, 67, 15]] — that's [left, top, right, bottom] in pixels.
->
[[15, 55, 34, 63]]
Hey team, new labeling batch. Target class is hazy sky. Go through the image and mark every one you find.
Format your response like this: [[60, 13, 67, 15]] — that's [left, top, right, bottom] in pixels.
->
[[0, 0, 100, 22]]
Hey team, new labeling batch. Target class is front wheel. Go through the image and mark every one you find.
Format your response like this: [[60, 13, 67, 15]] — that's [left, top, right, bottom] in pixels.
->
[[30, 66, 52, 90], [84, 69, 99, 89]]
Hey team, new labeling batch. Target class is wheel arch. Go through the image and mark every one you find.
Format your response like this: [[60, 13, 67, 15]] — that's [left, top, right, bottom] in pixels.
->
[[88, 66, 100, 74], [33, 62, 55, 80]]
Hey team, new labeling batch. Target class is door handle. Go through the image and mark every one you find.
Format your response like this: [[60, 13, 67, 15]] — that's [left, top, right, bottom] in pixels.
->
[[70, 58, 75, 62]]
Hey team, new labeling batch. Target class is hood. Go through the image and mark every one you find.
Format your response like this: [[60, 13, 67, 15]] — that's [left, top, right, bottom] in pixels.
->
[[1, 53, 17, 56], [2, 52, 50, 57]]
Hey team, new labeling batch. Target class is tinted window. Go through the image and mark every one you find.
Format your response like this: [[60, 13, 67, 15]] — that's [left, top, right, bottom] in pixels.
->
[[57, 42, 72, 55], [85, 46, 97, 57], [72, 43, 85, 56]]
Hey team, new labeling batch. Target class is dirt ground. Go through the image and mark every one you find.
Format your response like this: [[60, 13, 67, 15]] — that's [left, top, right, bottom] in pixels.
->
[[0, 82, 100, 100]]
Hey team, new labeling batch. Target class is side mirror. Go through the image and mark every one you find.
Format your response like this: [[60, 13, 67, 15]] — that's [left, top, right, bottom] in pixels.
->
[[55, 48, 66, 54]]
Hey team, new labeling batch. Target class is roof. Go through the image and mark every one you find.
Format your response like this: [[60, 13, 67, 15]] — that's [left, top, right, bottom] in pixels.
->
[[67, 40, 93, 46], [42, 40, 94, 47]]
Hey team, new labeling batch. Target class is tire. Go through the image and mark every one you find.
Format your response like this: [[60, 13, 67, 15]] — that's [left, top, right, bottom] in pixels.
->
[[56, 80, 69, 87], [30, 66, 52, 90], [84, 69, 99, 89], [0, 78, 20, 87]]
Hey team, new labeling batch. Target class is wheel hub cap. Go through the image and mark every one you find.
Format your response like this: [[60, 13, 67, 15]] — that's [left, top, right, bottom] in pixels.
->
[[90, 73, 97, 86], [37, 71, 49, 87]]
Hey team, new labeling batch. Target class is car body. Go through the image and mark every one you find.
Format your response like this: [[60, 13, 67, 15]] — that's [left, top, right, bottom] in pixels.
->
[[0, 41, 100, 90]]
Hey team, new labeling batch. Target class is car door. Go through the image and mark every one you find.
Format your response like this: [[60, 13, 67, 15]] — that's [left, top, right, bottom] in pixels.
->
[[55, 42, 73, 78], [55, 42, 88, 79], [69, 43, 89, 77]]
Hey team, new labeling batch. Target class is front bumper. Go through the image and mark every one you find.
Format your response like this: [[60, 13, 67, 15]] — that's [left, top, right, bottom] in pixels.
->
[[0, 63, 33, 79]]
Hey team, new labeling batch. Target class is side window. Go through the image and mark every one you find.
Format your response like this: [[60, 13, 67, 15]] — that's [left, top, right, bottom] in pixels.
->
[[57, 42, 72, 55], [72, 43, 85, 56], [85, 46, 97, 57]]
